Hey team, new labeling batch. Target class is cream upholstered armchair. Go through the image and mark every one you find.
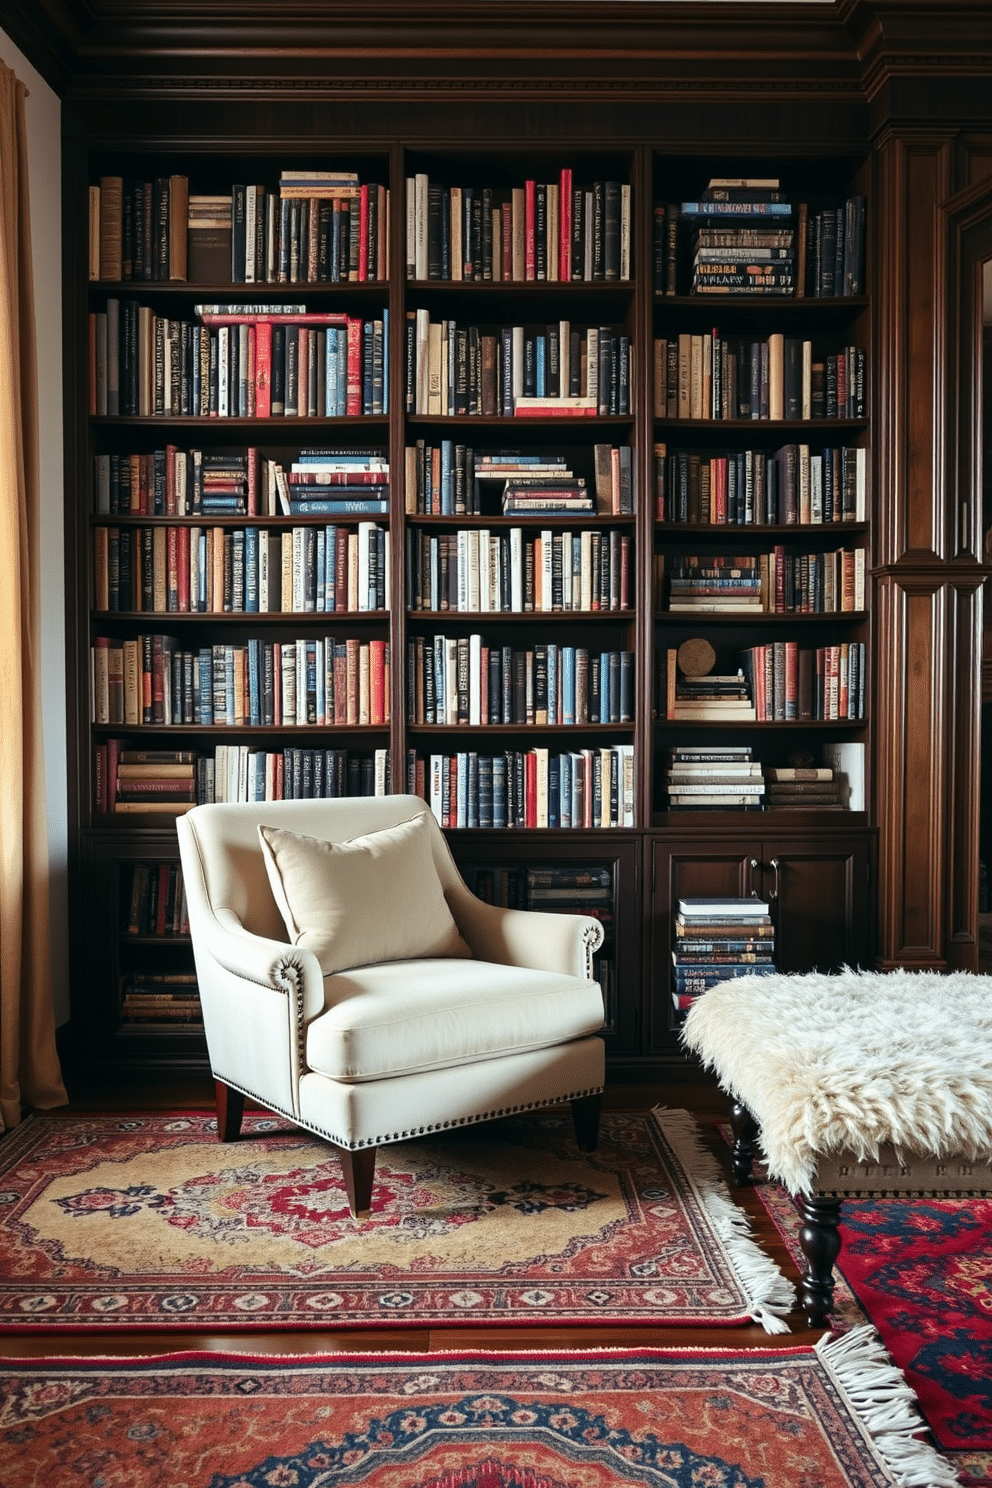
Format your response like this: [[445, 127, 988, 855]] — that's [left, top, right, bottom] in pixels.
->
[[176, 796, 606, 1217]]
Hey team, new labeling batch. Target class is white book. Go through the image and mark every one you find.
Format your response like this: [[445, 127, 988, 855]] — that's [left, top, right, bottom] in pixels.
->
[[466, 528, 480, 612], [358, 522, 372, 611], [469, 633, 482, 726], [534, 747, 549, 829], [429, 753, 444, 824], [510, 526, 524, 612], [855, 445, 867, 521], [540, 528, 554, 612], [405, 176, 416, 278], [414, 173, 428, 281], [620, 183, 632, 280], [415, 307, 430, 413], [810, 454, 823, 523]]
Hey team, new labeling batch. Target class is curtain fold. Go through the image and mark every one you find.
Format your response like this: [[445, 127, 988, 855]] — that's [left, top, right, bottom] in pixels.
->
[[0, 59, 68, 1130]]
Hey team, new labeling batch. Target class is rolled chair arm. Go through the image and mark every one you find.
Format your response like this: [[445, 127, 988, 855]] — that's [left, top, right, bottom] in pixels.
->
[[195, 907, 325, 1019], [447, 885, 605, 980]]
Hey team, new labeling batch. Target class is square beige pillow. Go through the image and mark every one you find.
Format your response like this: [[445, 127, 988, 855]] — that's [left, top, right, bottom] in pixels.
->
[[257, 812, 472, 975]]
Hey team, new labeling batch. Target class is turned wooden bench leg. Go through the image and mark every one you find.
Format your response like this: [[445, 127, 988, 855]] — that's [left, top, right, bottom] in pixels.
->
[[338, 1145, 378, 1220], [214, 1079, 245, 1142], [728, 1098, 760, 1185], [571, 1093, 602, 1152], [797, 1193, 843, 1327]]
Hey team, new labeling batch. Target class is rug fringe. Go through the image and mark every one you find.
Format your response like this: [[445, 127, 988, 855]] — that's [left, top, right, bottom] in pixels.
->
[[816, 1326, 960, 1487], [653, 1107, 795, 1335]]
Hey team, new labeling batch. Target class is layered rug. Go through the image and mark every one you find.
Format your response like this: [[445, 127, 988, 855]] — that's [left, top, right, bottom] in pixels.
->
[[0, 1335, 957, 1488], [751, 1160, 992, 1488], [0, 1107, 793, 1334]]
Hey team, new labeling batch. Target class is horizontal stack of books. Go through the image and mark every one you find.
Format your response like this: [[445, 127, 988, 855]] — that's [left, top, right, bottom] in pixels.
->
[[666, 554, 762, 612], [110, 750, 198, 816], [672, 895, 778, 1015], [763, 764, 844, 810], [281, 448, 390, 515], [665, 650, 756, 721], [120, 974, 202, 1026], [665, 745, 764, 811], [682, 179, 795, 297]]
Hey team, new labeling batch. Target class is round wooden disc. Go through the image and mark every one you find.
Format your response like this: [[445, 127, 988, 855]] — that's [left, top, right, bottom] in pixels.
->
[[677, 637, 716, 677]]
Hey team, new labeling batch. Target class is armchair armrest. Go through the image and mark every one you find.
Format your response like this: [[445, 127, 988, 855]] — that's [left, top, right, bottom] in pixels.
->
[[447, 883, 604, 980], [196, 907, 326, 1021]]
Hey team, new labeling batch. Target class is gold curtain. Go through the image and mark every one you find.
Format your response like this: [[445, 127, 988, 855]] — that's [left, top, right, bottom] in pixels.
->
[[0, 59, 68, 1130]]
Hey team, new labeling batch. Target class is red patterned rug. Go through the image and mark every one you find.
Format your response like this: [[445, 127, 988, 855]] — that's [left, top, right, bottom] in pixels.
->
[[0, 1339, 954, 1488], [0, 1108, 793, 1334], [748, 1157, 992, 1488]]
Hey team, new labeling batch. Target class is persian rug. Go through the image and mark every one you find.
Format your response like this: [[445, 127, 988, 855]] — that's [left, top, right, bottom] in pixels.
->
[[0, 1107, 793, 1334], [0, 1334, 956, 1488], [750, 1158, 992, 1488]]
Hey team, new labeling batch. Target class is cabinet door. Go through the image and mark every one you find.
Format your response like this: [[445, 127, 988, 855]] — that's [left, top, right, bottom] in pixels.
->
[[764, 837, 871, 972]]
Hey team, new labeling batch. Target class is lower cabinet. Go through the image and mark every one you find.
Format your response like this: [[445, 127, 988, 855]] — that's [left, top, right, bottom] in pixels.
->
[[648, 826, 875, 1057]]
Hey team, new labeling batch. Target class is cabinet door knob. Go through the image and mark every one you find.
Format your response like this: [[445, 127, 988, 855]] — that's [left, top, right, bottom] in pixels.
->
[[748, 858, 760, 896]]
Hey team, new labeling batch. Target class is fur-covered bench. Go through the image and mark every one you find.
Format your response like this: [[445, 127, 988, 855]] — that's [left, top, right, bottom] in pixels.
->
[[681, 968, 992, 1325]]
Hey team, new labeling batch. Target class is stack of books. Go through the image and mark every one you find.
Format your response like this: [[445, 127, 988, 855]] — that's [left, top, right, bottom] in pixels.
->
[[499, 461, 593, 515], [121, 973, 202, 1026], [682, 178, 794, 297], [763, 764, 844, 810], [280, 448, 390, 515], [672, 895, 778, 1014], [667, 554, 762, 612], [665, 649, 756, 721], [110, 748, 198, 815], [665, 745, 764, 811]]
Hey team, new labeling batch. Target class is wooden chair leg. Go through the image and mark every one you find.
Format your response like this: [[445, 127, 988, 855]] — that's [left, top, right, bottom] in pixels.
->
[[728, 1098, 760, 1186], [338, 1144, 377, 1220], [571, 1093, 601, 1152], [214, 1079, 245, 1142]]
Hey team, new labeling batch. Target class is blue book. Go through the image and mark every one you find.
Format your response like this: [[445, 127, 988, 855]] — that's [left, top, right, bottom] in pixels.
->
[[492, 754, 507, 830], [440, 439, 454, 516], [535, 334, 546, 398], [195, 646, 213, 726], [324, 526, 337, 611], [315, 527, 325, 612], [562, 646, 576, 726], [315, 637, 325, 722], [467, 751, 479, 829], [547, 644, 559, 726], [289, 499, 389, 514]]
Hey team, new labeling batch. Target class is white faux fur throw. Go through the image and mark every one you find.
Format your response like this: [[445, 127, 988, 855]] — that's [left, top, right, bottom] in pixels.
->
[[681, 968, 992, 1195]]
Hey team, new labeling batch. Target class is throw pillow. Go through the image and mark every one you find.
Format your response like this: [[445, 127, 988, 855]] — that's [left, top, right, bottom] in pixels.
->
[[257, 812, 472, 975]]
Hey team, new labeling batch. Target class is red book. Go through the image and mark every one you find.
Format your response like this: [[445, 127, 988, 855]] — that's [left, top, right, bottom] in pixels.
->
[[524, 749, 538, 827], [245, 446, 258, 516], [164, 444, 178, 516], [254, 321, 272, 418], [369, 638, 385, 725], [559, 167, 573, 282], [358, 183, 369, 283], [524, 179, 536, 282], [333, 644, 347, 724], [155, 863, 171, 935], [246, 325, 257, 416], [712, 456, 728, 524], [334, 526, 348, 610], [346, 318, 362, 415], [106, 735, 120, 810], [177, 525, 190, 611]]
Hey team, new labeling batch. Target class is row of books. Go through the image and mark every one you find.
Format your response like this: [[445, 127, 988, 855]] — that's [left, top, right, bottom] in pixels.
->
[[419, 746, 636, 830], [662, 642, 867, 723], [654, 443, 867, 526], [91, 634, 391, 729], [406, 527, 631, 615], [653, 334, 866, 422], [89, 302, 388, 419], [125, 860, 189, 935], [657, 545, 865, 614], [406, 172, 631, 284], [91, 171, 389, 285], [120, 975, 202, 1026], [93, 447, 390, 519], [94, 521, 389, 616], [652, 190, 866, 300], [742, 641, 866, 722], [682, 181, 798, 296], [96, 743, 393, 813], [405, 638, 635, 728], [403, 445, 634, 518], [406, 313, 631, 417], [672, 894, 777, 1013]]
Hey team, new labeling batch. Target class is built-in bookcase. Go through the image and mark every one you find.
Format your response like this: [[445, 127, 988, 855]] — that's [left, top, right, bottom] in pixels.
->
[[68, 136, 876, 1079]]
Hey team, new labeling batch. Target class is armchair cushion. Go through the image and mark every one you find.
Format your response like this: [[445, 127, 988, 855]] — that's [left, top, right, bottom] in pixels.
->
[[258, 812, 471, 975], [307, 957, 606, 1082]]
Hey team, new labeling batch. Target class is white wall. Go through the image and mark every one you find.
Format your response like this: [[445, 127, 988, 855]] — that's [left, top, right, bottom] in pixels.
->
[[1, 28, 69, 1024]]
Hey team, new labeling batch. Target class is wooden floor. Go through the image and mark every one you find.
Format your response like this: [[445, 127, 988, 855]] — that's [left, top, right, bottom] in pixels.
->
[[0, 1074, 825, 1360]]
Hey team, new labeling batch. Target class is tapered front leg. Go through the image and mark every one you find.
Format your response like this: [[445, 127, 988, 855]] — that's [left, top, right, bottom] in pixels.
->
[[338, 1145, 378, 1220], [214, 1079, 245, 1142], [570, 1093, 602, 1152], [797, 1194, 843, 1327], [728, 1098, 760, 1185]]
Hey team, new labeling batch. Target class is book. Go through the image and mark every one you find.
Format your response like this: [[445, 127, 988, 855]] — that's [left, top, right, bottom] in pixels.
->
[[678, 896, 771, 917]]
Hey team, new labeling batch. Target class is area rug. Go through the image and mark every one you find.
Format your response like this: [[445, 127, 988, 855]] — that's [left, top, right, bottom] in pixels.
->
[[0, 1107, 793, 1334], [0, 1334, 956, 1488], [750, 1159, 992, 1488]]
